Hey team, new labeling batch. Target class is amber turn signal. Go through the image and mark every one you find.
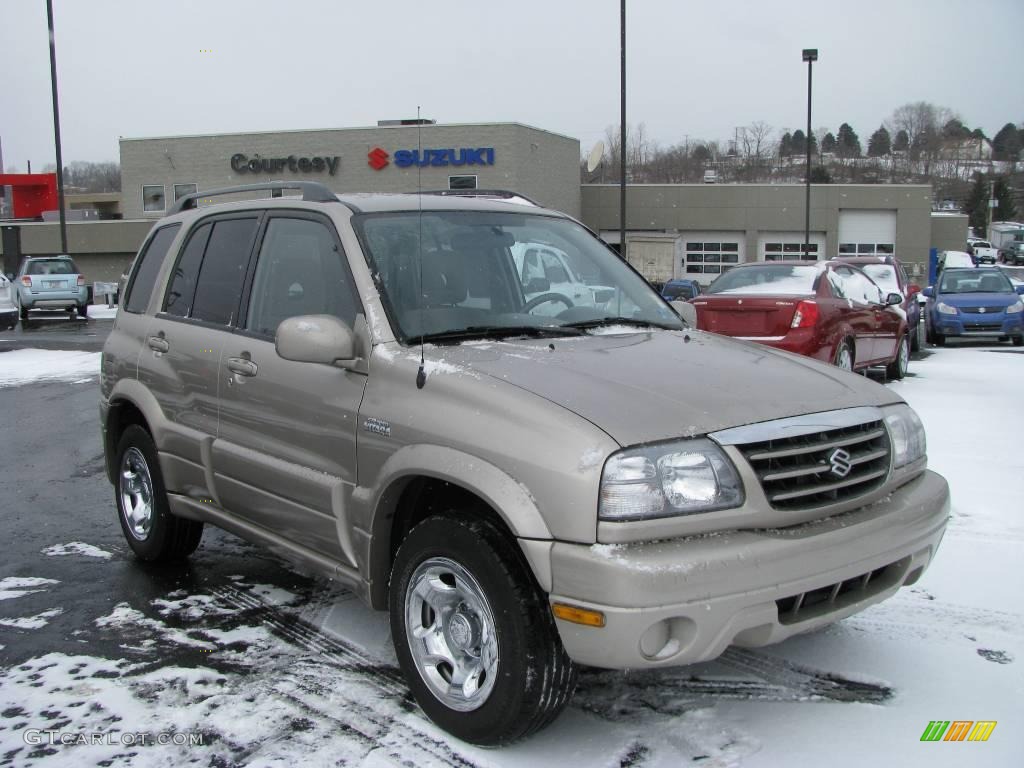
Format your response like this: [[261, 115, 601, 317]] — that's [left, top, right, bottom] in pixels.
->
[[551, 602, 606, 628]]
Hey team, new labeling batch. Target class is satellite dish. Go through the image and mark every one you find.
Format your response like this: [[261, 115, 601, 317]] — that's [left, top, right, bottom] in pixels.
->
[[586, 141, 605, 173]]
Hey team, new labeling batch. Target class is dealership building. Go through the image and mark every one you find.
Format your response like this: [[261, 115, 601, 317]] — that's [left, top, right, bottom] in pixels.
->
[[1, 121, 966, 285]]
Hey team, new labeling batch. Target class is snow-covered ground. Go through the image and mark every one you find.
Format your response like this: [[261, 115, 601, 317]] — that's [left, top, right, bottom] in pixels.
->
[[0, 345, 1021, 766], [0, 349, 101, 388]]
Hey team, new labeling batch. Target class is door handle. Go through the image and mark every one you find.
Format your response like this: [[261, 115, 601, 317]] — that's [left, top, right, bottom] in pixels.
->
[[147, 335, 169, 353], [226, 357, 258, 377]]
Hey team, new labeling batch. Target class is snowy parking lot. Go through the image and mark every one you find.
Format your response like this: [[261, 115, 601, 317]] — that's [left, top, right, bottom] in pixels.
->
[[0, 338, 1021, 767]]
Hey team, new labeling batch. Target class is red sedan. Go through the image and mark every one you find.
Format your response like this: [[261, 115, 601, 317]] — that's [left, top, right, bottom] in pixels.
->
[[692, 261, 910, 378]]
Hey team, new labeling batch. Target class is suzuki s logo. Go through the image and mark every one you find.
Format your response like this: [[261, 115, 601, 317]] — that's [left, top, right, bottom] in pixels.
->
[[368, 147, 390, 171], [978, 307, 986, 313], [829, 448, 853, 478]]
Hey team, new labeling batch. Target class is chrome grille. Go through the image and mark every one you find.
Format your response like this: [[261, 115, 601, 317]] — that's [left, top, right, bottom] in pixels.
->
[[738, 420, 891, 511], [961, 306, 1006, 314]]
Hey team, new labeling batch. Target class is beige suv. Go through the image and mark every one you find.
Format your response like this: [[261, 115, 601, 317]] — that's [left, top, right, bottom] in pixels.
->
[[101, 182, 949, 745]]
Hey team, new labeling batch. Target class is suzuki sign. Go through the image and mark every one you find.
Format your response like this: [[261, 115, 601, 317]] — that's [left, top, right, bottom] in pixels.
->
[[368, 146, 495, 171]]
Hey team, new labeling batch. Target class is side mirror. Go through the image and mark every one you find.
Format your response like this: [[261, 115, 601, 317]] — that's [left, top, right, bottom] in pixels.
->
[[670, 299, 697, 326], [922, 287, 934, 298], [524, 277, 551, 294], [276, 314, 356, 365], [1016, 285, 1024, 296], [907, 283, 921, 297], [886, 292, 903, 306]]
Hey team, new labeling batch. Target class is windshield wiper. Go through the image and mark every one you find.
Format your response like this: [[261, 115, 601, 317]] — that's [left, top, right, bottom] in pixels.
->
[[419, 325, 584, 343], [562, 316, 680, 331]]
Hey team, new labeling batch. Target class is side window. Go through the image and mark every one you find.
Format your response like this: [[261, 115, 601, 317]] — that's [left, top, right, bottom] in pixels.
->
[[190, 217, 260, 325], [163, 223, 211, 317], [124, 224, 181, 314], [244, 217, 360, 337], [827, 268, 848, 299], [540, 251, 569, 284]]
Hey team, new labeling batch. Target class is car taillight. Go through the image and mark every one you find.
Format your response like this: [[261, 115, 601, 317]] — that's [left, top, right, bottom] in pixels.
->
[[20, 276, 31, 288], [77, 275, 85, 286], [790, 300, 819, 329]]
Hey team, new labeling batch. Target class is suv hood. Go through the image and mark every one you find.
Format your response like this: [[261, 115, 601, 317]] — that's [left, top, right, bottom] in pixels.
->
[[432, 329, 901, 446]]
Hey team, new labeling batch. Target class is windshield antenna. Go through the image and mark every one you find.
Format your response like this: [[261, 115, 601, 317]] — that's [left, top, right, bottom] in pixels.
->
[[416, 105, 427, 389]]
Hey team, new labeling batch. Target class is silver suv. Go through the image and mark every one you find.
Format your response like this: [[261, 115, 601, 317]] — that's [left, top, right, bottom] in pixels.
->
[[101, 182, 949, 745]]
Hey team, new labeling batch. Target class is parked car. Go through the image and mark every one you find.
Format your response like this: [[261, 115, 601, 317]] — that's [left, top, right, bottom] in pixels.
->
[[692, 260, 910, 378], [511, 243, 614, 315], [0, 273, 17, 330], [923, 267, 1024, 346], [661, 278, 702, 301], [966, 239, 999, 265], [937, 250, 975, 273], [999, 242, 1024, 266], [101, 182, 948, 745], [15, 255, 89, 321], [835, 255, 923, 352]]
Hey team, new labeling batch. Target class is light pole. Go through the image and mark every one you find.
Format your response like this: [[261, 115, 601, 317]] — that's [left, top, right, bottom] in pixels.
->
[[46, 0, 68, 254], [802, 48, 817, 261], [619, 0, 626, 261]]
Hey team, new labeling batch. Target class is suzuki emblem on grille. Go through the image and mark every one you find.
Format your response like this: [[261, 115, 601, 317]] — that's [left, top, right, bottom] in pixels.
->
[[828, 448, 853, 478], [978, 307, 986, 313]]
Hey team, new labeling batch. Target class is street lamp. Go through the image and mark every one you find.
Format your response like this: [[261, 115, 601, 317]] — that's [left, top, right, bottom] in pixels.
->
[[46, 0, 68, 254], [802, 48, 817, 261], [619, 0, 626, 261]]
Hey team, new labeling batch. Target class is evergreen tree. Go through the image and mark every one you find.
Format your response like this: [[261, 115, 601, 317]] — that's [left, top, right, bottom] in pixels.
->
[[790, 129, 806, 155], [971, 128, 986, 140], [942, 119, 970, 140], [867, 126, 891, 157], [963, 175, 989, 233], [807, 131, 818, 156], [821, 132, 837, 153], [692, 144, 712, 163], [992, 176, 1018, 220], [836, 123, 862, 157], [893, 129, 910, 152], [809, 166, 832, 183], [992, 123, 1021, 161], [779, 132, 793, 157]]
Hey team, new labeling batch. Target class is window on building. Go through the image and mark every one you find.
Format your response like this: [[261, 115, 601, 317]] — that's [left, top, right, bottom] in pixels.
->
[[245, 217, 360, 336], [173, 183, 198, 202], [190, 217, 260, 325], [124, 224, 181, 314], [685, 242, 740, 273], [142, 185, 166, 213], [449, 175, 478, 190], [839, 242, 894, 257], [763, 242, 819, 261]]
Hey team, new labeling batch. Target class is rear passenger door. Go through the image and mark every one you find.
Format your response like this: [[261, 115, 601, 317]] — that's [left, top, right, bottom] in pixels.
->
[[830, 266, 878, 363], [137, 213, 260, 500], [213, 213, 367, 565]]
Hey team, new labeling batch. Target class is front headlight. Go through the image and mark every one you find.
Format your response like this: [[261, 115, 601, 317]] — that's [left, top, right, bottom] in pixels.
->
[[1006, 300, 1023, 314], [936, 302, 958, 315], [599, 438, 744, 521], [882, 404, 927, 469]]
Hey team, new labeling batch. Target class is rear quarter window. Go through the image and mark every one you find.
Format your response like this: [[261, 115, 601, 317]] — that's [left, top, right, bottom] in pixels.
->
[[124, 224, 181, 314]]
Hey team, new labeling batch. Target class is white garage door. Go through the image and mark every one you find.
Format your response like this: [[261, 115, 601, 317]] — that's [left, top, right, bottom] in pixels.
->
[[757, 231, 827, 261], [676, 232, 746, 285], [838, 210, 897, 257]]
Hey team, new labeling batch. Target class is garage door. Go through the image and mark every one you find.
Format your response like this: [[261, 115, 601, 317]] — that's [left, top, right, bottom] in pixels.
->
[[677, 232, 746, 285], [758, 231, 827, 261], [838, 210, 896, 257]]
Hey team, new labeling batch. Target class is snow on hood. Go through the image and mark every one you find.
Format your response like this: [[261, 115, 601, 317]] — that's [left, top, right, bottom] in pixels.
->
[[424, 330, 900, 446]]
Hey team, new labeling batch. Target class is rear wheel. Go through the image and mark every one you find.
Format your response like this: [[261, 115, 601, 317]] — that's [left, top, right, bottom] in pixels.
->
[[886, 335, 909, 380], [833, 339, 854, 371], [19, 303, 28, 321], [910, 319, 921, 352], [77, 303, 88, 318], [389, 513, 577, 746], [115, 425, 203, 561]]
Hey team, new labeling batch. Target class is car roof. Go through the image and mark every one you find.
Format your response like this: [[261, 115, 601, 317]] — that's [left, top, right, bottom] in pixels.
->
[[833, 255, 897, 266]]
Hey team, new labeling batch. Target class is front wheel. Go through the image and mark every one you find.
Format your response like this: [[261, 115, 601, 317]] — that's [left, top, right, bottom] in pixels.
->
[[1013, 335, 1024, 347], [115, 425, 203, 561], [833, 339, 854, 371], [934, 333, 946, 347], [389, 514, 577, 746], [886, 335, 909, 380]]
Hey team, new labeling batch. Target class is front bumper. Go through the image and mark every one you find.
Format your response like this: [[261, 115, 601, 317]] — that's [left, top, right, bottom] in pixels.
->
[[546, 469, 949, 669], [933, 314, 1023, 337]]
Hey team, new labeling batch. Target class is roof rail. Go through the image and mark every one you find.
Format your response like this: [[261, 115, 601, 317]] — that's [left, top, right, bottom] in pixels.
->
[[168, 181, 338, 215], [419, 189, 541, 207]]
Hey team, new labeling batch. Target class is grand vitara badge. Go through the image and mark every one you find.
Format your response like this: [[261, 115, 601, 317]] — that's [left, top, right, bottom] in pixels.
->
[[363, 417, 392, 438]]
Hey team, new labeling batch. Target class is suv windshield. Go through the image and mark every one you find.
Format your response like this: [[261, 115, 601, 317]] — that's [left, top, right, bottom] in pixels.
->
[[939, 269, 1013, 294], [354, 210, 682, 342], [26, 259, 78, 276], [705, 264, 818, 295]]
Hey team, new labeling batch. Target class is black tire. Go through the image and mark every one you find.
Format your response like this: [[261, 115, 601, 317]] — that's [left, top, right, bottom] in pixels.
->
[[910, 320, 921, 352], [114, 424, 203, 561], [1013, 335, 1024, 347], [19, 304, 28, 321], [833, 339, 855, 371], [934, 332, 946, 347], [886, 335, 909, 380], [389, 513, 577, 746], [77, 303, 88, 318]]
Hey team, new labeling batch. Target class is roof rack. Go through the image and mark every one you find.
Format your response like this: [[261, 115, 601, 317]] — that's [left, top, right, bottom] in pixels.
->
[[168, 181, 338, 215], [419, 189, 541, 207]]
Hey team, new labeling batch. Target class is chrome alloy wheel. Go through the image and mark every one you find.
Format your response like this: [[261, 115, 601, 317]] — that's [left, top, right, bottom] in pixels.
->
[[837, 344, 853, 371], [119, 447, 154, 540], [405, 557, 500, 711], [897, 336, 909, 376]]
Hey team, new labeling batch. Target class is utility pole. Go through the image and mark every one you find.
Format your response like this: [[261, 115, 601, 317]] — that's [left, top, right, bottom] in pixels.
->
[[619, 0, 626, 262], [46, 0, 68, 253], [802, 49, 818, 260]]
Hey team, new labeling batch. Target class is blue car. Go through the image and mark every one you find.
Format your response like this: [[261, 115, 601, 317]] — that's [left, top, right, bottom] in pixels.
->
[[661, 278, 702, 301], [924, 267, 1024, 346]]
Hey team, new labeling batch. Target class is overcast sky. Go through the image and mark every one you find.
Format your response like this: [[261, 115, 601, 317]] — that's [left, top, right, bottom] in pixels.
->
[[2, 0, 1022, 169]]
